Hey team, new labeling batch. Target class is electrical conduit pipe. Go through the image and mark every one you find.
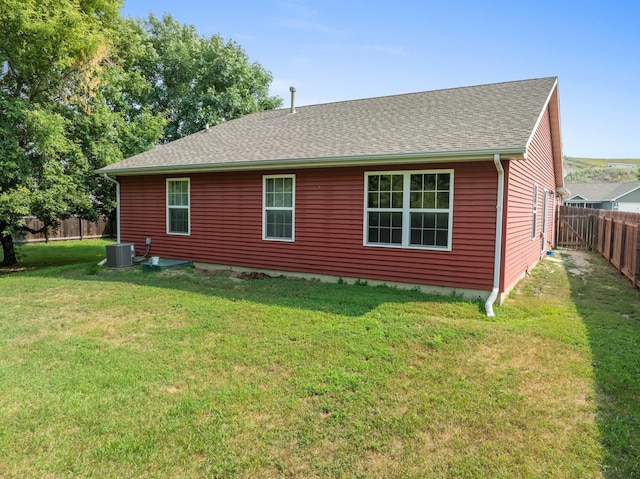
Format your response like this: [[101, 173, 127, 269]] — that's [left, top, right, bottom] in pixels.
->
[[102, 174, 121, 244]]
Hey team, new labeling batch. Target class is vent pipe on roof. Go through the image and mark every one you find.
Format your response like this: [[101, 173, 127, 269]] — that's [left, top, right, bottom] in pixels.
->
[[289, 86, 296, 113]]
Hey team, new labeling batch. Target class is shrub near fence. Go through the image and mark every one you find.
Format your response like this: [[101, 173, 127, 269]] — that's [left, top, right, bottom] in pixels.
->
[[557, 206, 640, 288], [12, 216, 116, 244]]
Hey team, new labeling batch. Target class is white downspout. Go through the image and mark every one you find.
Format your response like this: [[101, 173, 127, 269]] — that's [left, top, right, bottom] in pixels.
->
[[485, 154, 505, 317], [102, 174, 121, 244]]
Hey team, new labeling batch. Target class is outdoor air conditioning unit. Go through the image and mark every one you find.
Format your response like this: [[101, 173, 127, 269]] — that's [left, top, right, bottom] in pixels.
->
[[105, 243, 135, 268]]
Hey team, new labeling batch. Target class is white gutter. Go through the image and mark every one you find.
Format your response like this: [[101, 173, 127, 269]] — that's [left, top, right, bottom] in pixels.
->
[[485, 153, 505, 317], [102, 174, 121, 244], [97, 148, 526, 176]]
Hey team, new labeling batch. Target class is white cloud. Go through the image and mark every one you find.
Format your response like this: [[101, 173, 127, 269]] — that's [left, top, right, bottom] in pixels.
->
[[354, 43, 409, 56], [280, 18, 349, 36], [274, 0, 348, 36], [275, 0, 317, 18]]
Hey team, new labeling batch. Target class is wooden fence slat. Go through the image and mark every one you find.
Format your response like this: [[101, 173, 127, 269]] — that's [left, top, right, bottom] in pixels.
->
[[604, 218, 613, 261], [611, 220, 624, 270], [12, 216, 116, 244], [622, 224, 636, 281], [635, 228, 640, 289], [596, 217, 604, 254], [557, 205, 640, 289]]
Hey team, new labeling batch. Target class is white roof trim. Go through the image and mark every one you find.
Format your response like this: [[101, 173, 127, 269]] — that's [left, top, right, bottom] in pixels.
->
[[524, 78, 558, 154], [99, 148, 526, 176], [612, 185, 640, 201]]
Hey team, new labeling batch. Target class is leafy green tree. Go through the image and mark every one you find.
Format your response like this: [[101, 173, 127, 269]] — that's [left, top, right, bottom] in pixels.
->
[[74, 17, 168, 218], [133, 14, 282, 143], [0, 0, 164, 265], [0, 4, 280, 266]]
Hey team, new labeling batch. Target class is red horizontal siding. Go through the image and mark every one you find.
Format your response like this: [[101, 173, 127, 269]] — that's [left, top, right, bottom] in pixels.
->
[[502, 107, 557, 291], [119, 161, 498, 292]]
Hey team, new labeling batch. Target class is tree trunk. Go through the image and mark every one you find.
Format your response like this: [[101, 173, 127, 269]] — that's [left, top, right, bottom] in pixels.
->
[[1, 234, 17, 266]]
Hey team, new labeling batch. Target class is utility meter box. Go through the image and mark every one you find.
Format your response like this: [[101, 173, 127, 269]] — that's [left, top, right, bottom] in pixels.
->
[[105, 243, 135, 268]]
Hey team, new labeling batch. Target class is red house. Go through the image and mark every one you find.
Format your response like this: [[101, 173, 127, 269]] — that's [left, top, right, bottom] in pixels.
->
[[99, 77, 563, 316]]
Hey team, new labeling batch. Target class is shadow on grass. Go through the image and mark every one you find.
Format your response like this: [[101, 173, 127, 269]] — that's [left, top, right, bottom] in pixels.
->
[[0, 239, 114, 275], [563, 250, 640, 478], [14, 241, 486, 319]]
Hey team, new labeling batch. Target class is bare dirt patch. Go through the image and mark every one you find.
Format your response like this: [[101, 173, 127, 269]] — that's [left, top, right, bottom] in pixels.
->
[[196, 268, 284, 281], [235, 271, 273, 280], [556, 250, 593, 276]]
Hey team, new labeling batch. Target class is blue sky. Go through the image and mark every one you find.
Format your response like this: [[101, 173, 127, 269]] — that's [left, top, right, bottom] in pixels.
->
[[121, 0, 639, 158]]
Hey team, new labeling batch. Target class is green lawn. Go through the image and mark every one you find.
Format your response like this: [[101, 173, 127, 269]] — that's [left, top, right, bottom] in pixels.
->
[[0, 240, 638, 478], [1, 238, 113, 273]]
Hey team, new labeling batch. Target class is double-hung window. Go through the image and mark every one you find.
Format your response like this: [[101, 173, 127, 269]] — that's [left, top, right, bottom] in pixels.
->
[[365, 170, 453, 250], [263, 175, 295, 241], [167, 178, 190, 235]]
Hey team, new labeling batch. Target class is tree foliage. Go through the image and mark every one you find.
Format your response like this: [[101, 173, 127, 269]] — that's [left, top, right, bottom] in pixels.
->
[[563, 157, 639, 183], [132, 14, 282, 143], [0, 0, 127, 263], [0, 2, 280, 265]]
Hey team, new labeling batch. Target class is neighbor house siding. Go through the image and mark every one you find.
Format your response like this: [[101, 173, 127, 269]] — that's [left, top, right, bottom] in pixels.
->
[[501, 107, 557, 292], [617, 189, 640, 203], [118, 161, 498, 293], [616, 188, 640, 213]]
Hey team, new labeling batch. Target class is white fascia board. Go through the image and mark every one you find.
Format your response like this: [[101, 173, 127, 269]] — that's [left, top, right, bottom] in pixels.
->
[[524, 78, 558, 154]]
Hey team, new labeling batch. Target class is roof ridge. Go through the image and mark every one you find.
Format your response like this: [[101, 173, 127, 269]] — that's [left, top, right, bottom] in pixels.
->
[[275, 76, 558, 111], [99, 76, 560, 175]]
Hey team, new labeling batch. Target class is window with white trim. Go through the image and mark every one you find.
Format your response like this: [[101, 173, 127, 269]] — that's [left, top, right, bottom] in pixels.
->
[[263, 175, 295, 241], [167, 178, 190, 235], [365, 170, 453, 249], [532, 183, 538, 239]]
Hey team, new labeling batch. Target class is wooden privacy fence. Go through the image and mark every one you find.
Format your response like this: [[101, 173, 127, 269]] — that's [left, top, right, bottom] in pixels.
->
[[556, 206, 594, 251], [12, 216, 116, 244], [557, 206, 640, 287]]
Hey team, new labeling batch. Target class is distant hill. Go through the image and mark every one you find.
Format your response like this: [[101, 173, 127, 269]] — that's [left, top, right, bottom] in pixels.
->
[[564, 157, 640, 183]]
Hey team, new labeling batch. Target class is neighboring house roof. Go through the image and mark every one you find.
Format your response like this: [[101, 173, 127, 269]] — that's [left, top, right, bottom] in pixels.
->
[[565, 182, 640, 202], [100, 77, 560, 176]]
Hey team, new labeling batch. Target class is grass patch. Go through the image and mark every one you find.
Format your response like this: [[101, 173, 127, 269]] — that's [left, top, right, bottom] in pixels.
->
[[0, 241, 638, 477], [560, 251, 640, 478], [0, 239, 113, 274]]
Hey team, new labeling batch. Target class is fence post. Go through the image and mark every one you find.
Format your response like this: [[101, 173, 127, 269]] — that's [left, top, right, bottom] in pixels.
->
[[619, 221, 626, 273], [608, 218, 614, 263], [79, 217, 83, 240], [635, 228, 640, 289]]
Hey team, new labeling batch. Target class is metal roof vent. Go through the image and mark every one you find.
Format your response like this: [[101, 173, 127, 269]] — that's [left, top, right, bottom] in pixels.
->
[[289, 86, 296, 114]]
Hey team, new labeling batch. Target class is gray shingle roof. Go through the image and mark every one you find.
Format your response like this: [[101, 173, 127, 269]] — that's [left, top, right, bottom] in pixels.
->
[[565, 182, 640, 201], [100, 77, 558, 174]]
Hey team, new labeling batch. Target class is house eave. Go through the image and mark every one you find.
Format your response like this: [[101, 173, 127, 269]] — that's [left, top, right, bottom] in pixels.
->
[[612, 185, 640, 201], [97, 148, 526, 176], [524, 78, 563, 189]]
